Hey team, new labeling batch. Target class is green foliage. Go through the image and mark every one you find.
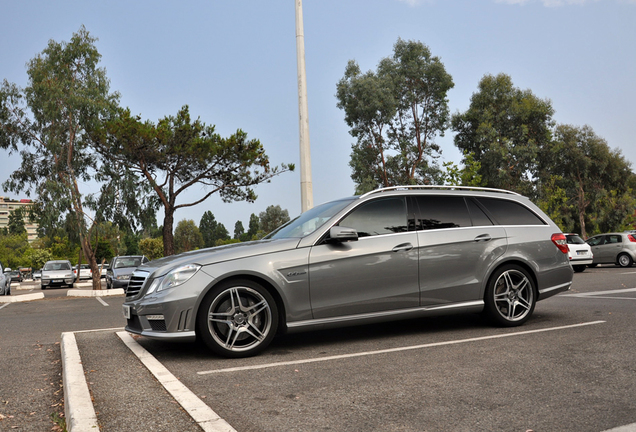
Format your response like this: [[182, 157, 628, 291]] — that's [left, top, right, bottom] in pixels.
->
[[95, 105, 293, 256], [337, 38, 454, 193], [452, 73, 554, 196], [24, 248, 53, 270], [440, 152, 483, 187], [0, 232, 30, 269], [259, 205, 290, 234], [0, 26, 120, 288], [8, 207, 27, 235], [538, 124, 636, 237], [233, 220, 245, 240], [139, 237, 163, 260], [199, 211, 229, 248], [174, 219, 204, 254]]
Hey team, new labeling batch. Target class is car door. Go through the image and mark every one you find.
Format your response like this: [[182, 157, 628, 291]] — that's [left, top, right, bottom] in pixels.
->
[[587, 235, 605, 263], [603, 234, 624, 262], [413, 195, 507, 306], [308, 196, 419, 319]]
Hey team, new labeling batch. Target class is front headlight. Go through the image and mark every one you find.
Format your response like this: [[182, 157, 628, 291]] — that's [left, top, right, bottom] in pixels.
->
[[116, 275, 131, 281], [146, 264, 201, 295]]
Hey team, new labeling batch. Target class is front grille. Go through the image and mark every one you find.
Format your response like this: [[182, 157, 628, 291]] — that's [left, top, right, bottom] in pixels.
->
[[126, 271, 148, 298]]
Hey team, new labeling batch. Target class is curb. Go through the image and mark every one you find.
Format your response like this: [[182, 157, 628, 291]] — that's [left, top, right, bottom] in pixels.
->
[[0, 292, 45, 303], [67, 289, 125, 297], [61, 332, 100, 431]]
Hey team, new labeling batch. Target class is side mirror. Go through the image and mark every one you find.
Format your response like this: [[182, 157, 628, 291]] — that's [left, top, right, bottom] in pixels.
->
[[329, 226, 358, 242]]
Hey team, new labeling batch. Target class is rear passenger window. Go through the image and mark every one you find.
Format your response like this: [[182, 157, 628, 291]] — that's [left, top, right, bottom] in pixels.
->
[[412, 196, 471, 230], [466, 198, 494, 226], [607, 235, 622, 244], [475, 198, 546, 226], [339, 197, 407, 237]]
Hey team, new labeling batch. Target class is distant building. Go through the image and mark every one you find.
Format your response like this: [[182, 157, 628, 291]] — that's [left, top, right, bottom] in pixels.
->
[[0, 197, 38, 242]]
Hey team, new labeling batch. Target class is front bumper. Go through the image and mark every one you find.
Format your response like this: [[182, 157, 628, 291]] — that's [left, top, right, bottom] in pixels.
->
[[41, 278, 74, 287]]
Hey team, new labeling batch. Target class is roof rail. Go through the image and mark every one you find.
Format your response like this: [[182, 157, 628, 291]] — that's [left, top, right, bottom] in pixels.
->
[[359, 185, 521, 199]]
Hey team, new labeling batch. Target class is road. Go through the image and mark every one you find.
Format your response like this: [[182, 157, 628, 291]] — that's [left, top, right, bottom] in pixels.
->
[[1, 268, 636, 431]]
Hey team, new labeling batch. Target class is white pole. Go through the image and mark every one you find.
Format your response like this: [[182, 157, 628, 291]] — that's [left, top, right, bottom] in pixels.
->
[[295, 0, 314, 212]]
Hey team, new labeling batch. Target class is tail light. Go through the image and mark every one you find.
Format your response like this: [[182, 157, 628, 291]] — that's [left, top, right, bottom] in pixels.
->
[[551, 233, 569, 254], [628, 234, 636, 243]]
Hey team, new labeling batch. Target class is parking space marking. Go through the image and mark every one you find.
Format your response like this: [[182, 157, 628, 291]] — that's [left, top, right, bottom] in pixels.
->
[[117, 331, 237, 432], [198, 321, 606, 375], [562, 287, 636, 299], [0, 303, 9, 310], [96, 296, 109, 306]]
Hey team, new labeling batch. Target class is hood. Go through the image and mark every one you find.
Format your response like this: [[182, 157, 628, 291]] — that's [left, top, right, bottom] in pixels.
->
[[137, 238, 301, 278]]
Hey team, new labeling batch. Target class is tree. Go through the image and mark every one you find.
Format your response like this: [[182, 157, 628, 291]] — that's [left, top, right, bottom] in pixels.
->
[[336, 38, 454, 193], [94, 106, 293, 256], [199, 211, 229, 247], [451, 73, 555, 196], [0, 27, 120, 289], [538, 124, 636, 237], [246, 213, 260, 240], [440, 152, 483, 187], [7, 207, 27, 235], [139, 237, 163, 260], [259, 205, 290, 234], [174, 219, 204, 254], [233, 220, 245, 240]]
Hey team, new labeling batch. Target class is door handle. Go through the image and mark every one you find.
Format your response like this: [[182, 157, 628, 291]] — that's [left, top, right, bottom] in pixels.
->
[[474, 234, 492, 242], [392, 243, 413, 252]]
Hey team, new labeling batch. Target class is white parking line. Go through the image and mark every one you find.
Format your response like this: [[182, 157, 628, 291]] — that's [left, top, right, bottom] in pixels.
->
[[117, 331, 237, 432], [198, 321, 606, 375], [95, 296, 109, 306], [562, 287, 636, 298]]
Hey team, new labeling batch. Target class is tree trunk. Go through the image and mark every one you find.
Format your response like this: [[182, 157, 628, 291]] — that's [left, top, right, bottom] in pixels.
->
[[163, 207, 175, 257]]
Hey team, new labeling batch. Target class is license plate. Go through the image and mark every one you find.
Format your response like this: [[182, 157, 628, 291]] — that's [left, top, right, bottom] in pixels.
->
[[53, 279, 62, 283], [577, 251, 587, 255], [122, 305, 131, 319]]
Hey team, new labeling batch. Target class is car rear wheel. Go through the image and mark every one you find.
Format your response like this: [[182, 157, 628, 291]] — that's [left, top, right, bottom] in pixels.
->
[[617, 253, 633, 268], [484, 265, 536, 327], [197, 280, 278, 358]]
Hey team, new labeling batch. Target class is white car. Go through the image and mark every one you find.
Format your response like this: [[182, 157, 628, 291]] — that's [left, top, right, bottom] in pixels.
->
[[565, 233, 593, 272], [73, 264, 92, 280]]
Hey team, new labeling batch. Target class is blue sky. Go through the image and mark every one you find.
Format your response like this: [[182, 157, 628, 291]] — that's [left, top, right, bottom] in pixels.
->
[[1, 0, 635, 232]]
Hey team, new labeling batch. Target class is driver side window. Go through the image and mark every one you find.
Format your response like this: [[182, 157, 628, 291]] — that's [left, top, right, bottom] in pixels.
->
[[339, 198, 407, 238]]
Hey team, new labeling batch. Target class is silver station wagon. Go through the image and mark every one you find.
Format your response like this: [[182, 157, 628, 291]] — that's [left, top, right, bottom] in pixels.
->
[[123, 186, 573, 357]]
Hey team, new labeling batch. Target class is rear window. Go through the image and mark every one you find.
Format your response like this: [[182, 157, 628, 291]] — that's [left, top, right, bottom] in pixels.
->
[[474, 198, 546, 226], [411, 196, 471, 230]]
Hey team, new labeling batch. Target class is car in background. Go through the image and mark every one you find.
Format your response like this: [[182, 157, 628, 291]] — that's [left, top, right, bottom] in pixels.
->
[[100, 263, 109, 279], [123, 185, 574, 358], [73, 264, 92, 280], [0, 262, 10, 296], [41, 260, 74, 289], [586, 232, 636, 268], [106, 256, 149, 290], [33, 269, 42, 280], [10, 270, 23, 283], [565, 233, 593, 273]]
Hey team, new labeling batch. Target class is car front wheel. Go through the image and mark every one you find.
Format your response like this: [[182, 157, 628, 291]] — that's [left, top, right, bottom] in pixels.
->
[[197, 280, 278, 358], [484, 265, 536, 327], [617, 253, 633, 268], [573, 265, 586, 273]]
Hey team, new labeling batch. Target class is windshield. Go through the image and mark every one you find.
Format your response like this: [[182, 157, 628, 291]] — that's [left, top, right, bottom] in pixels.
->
[[266, 198, 355, 239], [44, 262, 71, 271], [566, 235, 585, 245]]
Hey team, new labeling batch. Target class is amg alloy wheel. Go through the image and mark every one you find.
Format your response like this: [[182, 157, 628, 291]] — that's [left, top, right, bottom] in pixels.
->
[[484, 265, 536, 326], [197, 280, 278, 358]]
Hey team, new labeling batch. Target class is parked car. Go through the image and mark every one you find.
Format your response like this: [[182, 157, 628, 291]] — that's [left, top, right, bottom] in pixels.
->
[[41, 260, 74, 289], [123, 186, 574, 358], [9, 270, 23, 283], [0, 262, 10, 296], [586, 232, 636, 267], [100, 263, 109, 279], [107, 256, 149, 289], [565, 233, 593, 273], [33, 269, 42, 280], [73, 264, 92, 280]]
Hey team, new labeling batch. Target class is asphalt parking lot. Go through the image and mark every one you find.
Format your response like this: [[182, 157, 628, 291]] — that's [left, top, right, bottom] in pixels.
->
[[2, 267, 636, 431]]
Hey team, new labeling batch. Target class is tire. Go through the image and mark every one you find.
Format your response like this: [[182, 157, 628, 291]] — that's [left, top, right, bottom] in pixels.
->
[[573, 265, 586, 273], [197, 279, 278, 358], [484, 265, 536, 327], [617, 253, 633, 268]]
